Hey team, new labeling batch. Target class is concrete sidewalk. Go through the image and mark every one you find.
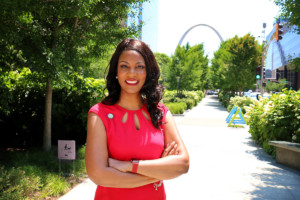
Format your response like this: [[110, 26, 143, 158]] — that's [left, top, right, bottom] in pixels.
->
[[59, 96, 300, 200]]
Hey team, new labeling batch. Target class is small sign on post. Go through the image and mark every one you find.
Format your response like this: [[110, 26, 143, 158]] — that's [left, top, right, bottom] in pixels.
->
[[58, 140, 76, 160], [58, 140, 76, 175]]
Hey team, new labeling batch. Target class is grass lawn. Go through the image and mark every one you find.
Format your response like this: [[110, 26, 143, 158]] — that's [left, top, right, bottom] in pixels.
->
[[0, 145, 86, 200]]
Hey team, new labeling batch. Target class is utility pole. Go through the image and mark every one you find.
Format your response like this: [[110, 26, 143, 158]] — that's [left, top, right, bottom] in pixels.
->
[[260, 23, 266, 96]]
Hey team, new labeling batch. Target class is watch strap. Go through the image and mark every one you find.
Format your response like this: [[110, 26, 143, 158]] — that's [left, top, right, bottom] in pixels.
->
[[131, 160, 139, 173]]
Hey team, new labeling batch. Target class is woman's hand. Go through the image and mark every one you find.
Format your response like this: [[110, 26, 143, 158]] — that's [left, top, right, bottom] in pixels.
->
[[108, 141, 178, 173], [108, 158, 131, 173], [161, 141, 178, 158]]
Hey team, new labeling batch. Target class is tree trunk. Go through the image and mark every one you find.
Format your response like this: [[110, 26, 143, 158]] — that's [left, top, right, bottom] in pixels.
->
[[43, 77, 53, 151]]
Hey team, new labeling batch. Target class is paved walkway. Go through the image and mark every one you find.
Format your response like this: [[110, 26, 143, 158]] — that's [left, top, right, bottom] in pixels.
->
[[59, 96, 300, 200]]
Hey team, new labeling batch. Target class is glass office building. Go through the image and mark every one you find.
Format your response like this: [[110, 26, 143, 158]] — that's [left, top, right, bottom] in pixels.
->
[[265, 19, 300, 90], [127, 0, 159, 52]]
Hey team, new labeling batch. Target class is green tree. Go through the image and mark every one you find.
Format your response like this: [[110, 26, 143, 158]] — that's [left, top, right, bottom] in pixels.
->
[[154, 52, 171, 85], [265, 79, 288, 92], [274, 0, 300, 71], [167, 43, 209, 91], [84, 45, 116, 79], [211, 34, 262, 94], [167, 44, 187, 90], [0, 0, 146, 151], [210, 47, 230, 90], [274, 0, 300, 33]]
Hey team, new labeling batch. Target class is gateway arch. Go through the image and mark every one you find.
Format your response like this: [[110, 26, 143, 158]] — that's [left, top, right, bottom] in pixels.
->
[[178, 24, 224, 46]]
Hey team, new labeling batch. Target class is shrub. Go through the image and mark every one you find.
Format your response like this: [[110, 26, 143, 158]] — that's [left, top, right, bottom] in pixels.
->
[[0, 68, 105, 148], [218, 91, 234, 108], [40, 173, 70, 198], [244, 89, 300, 155], [181, 98, 195, 110], [0, 145, 87, 199], [165, 102, 187, 114], [163, 90, 204, 110], [0, 166, 42, 200], [227, 96, 255, 113]]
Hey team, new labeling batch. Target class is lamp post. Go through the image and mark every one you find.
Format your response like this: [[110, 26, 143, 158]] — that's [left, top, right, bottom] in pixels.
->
[[260, 23, 267, 95], [176, 76, 180, 97]]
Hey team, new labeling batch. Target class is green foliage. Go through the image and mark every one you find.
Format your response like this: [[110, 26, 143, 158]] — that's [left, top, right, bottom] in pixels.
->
[[0, 145, 86, 199], [164, 102, 187, 114], [289, 57, 300, 71], [163, 90, 204, 112], [52, 74, 105, 144], [227, 96, 255, 114], [211, 34, 262, 93], [154, 52, 171, 85], [0, 68, 105, 148], [274, 0, 300, 34], [273, 0, 300, 72], [265, 79, 288, 92], [0, 0, 146, 77], [244, 89, 300, 155], [0, 0, 147, 150], [218, 91, 235, 108], [166, 43, 209, 91], [0, 166, 42, 200], [84, 46, 117, 79], [40, 174, 70, 198]]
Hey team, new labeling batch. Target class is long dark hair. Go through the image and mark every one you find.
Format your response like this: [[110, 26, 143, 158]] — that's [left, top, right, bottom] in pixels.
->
[[102, 38, 164, 129]]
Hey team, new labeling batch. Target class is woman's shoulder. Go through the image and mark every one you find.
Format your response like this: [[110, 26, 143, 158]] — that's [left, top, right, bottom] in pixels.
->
[[89, 102, 115, 114]]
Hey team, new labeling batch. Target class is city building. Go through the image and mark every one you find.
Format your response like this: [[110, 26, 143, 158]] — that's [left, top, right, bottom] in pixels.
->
[[264, 19, 300, 90], [127, 0, 159, 52]]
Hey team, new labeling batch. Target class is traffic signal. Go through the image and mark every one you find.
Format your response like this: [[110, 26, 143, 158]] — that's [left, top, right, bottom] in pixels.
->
[[263, 67, 266, 78], [256, 66, 261, 79], [276, 23, 283, 41]]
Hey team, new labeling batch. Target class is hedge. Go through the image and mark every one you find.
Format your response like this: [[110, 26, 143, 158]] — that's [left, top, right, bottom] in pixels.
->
[[227, 96, 255, 114], [163, 90, 204, 113], [0, 68, 105, 148], [244, 89, 300, 155]]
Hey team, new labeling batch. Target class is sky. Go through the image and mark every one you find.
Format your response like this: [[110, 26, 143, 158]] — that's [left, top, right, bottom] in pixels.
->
[[156, 0, 280, 59]]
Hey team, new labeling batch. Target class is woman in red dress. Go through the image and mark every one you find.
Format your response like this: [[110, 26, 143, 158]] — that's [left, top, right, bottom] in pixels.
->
[[85, 38, 189, 200]]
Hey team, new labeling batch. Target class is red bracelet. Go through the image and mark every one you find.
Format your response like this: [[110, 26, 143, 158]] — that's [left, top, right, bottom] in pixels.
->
[[131, 160, 139, 173]]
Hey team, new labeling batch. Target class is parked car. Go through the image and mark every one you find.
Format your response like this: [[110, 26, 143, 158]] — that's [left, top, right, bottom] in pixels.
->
[[263, 93, 271, 99], [249, 92, 261, 100], [244, 92, 251, 97], [207, 90, 215, 95], [249, 92, 271, 100]]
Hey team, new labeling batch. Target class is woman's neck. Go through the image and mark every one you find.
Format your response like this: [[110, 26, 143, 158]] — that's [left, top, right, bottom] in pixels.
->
[[117, 92, 143, 110]]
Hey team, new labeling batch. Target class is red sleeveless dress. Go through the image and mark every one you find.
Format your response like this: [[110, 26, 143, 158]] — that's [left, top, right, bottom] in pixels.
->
[[88, 102, 168, 200]]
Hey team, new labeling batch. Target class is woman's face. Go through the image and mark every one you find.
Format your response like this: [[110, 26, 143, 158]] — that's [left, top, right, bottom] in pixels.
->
[[117, 50, 147, 95]]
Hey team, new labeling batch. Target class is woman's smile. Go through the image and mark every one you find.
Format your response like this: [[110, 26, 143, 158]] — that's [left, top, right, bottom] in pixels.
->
[[125, 79, 140, 85]]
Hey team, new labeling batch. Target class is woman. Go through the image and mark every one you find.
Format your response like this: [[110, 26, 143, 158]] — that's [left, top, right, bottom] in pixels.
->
[[85, 38, 189, 200]]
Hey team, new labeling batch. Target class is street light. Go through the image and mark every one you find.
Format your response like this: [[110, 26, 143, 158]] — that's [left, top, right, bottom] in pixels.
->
[[260, 22, 266, 95], [176, 76, 180, 97]]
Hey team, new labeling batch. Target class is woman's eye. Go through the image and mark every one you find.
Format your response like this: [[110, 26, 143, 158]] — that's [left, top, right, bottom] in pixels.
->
[[120, 65, 128, 68], [137, 65, 145, 69]]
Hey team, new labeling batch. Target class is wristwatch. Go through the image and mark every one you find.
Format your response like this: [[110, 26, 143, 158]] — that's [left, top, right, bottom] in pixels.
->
[[131, 160, 139, 173]]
